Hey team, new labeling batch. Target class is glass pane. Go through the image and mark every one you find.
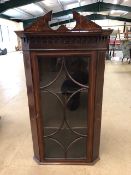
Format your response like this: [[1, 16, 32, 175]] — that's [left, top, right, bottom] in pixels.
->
[[66, 137, 87, 159], [45, 138, 65, 158], [66, 90, 88, 136], [38, 56, 89, 160], [65, 57, 89, 87], [41, 92, 64, 136], [39, 57, 63, 88]]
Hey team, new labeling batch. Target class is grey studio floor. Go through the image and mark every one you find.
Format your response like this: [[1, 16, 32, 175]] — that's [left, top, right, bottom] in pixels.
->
[[0, 52, 131, 175]]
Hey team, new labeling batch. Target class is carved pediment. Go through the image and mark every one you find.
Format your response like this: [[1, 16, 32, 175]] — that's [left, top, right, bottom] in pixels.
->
[[24, 11, 103, 33], [72, 11, 102, 32], [56, 25, 70, 32], [25, 11, 52, 32]]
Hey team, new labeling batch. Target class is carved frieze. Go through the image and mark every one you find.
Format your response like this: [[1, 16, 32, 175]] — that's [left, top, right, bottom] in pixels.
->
[[22, 35, 108, 50]]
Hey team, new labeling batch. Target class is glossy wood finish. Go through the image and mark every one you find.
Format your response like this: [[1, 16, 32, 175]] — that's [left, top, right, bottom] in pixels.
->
[[16, 11, 112, 164]]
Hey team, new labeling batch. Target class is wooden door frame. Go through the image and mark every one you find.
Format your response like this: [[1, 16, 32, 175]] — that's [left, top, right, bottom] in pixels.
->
[[30, 50, 97, 164]]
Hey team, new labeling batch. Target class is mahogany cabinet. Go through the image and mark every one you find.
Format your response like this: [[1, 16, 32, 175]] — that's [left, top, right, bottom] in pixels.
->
[[16, 11, 112, 165]]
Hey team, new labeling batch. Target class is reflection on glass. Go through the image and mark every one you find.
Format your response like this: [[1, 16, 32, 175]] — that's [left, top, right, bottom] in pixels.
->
[[38, 56, 89, 160]]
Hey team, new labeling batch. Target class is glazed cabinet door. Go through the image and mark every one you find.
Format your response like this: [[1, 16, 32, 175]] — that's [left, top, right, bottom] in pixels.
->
[[31, 53, 96, 163]]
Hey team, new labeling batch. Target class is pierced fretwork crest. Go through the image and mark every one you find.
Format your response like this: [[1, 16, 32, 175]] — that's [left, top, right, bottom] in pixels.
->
[[24, 11, 102, 33]]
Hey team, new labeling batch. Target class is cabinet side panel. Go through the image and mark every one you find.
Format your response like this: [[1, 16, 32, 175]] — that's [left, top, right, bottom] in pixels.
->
[[23, 51, 40, 160], [92, 51, 105, 161]]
